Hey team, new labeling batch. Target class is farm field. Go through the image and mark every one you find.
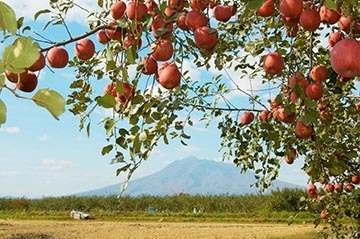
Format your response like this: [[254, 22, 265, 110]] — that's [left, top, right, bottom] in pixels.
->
[[0, 220, 318, 239]]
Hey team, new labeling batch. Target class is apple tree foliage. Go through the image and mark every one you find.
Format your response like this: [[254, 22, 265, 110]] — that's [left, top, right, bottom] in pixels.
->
[[0, 0, 359, 237]]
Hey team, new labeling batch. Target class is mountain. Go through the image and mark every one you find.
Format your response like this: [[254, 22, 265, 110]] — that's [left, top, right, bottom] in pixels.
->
[[76, 156, 303, 196]]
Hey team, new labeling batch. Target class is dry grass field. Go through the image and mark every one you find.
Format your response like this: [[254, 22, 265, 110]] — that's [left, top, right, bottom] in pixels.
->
[[0, 220, 318, 239]]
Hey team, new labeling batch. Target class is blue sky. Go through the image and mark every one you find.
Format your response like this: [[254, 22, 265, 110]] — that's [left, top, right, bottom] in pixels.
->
[[0, 0, 308, 197]]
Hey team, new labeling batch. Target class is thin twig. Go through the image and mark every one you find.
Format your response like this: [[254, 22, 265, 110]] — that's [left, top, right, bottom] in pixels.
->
[[41, 25, 111, 52]]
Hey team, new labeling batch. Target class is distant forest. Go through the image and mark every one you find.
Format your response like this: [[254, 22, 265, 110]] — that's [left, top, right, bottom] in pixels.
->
[[0, 188, 308, 214]]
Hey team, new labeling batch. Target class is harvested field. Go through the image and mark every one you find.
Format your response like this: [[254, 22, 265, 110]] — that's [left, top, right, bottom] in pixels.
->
[[0, 220, 318, 239]]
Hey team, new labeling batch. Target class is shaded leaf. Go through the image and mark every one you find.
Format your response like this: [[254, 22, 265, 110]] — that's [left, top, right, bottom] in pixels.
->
[[32, 89, 65, 120], [102, 144, 113, 155], [0, 74, 4, 88], [34, 9, 51, 20]]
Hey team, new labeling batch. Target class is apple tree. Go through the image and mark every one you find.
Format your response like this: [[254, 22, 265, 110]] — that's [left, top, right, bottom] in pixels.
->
[[0, 0, 359, 237]]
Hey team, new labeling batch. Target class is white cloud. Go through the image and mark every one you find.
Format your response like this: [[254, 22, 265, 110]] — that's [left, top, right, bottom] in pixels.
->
[[41, 159, 73, 170], [0, 126, 21, 134], [6, 0, 100, 25], [0, 170, 20, 177]]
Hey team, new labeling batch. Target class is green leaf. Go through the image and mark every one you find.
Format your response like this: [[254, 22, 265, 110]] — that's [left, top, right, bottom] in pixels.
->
[[126, 47, 136, 64], [303, 109, 319, 124], [116, 164, 131, 176], [0, 99, 6, 124], [241, 0, 265, 19], [304, 98, 318, 108], [97, 94, 116, 108], [17, 17, 24, 29], [101, 144, 113, 156], [97, 0, 103, 7], [34, 9, 51, 21], [2, 36, 40, 72], [104, 118, 117, 137], [32, 89, 65, 120], [0, 1, 17, 35], [323, 0, 337, 10]]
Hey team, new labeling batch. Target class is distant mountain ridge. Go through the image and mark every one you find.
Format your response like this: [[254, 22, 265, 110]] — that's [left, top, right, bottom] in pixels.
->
[[76, 156, 303, 196]]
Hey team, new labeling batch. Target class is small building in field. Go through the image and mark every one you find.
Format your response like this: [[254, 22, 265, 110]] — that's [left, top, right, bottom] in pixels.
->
[[70, 210, 90, 219]]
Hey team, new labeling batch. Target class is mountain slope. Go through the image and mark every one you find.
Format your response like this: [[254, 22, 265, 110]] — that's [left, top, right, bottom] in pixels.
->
[[76, 156, 303, 196]]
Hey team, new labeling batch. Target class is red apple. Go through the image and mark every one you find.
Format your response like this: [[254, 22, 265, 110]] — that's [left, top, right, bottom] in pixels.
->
[[320, 6, 340, 25], [168, 0, 185, 12], [110, 1, 126, 20], [334, 183, 343, 193], [284, 148, 297, 164], [16, 71, 38, 93], [116, 82, 135, 105], [176, 13, 189, 31], [213, 5, 234, 22], [106, 21, 123, 40], [28, 52, 45, 72], [75, 38, 95, 61], [97, 30, 111, 44], [241, 112, 254, 125], [279, 0, 303, 19], [123, 34, 142, 49], [300, 8, 321, 32], [5, 70, 28, 83], [47, 47, 69, 68], [190, 0, 209, 11], [151, 16, 173, 39], [305, 83, 323, 100], [259, 110, 270, 122], [310, 65, 328, 82], [330, 38, 360, 78], [288, 72, 308, 89], [141, 56, 157, 75], [151, 39, 174, 61], [157, 62, 181, 89], [345, 183, 354, 192], [194, 26, 218, 51], [328, 31, 343, 47], [126, 1, 147, 21], [325, 183, 335, 193], [185, 10, 209, 31], [351, 175, 359, 184], [263, 52, 285, 75], [276, 107, 296, 123], [338, 16, 359, 34], [282, 16, 300, 27], [295, 121, 313, 139], [320, 210, 328, 219], [258, 0, 275, 17]]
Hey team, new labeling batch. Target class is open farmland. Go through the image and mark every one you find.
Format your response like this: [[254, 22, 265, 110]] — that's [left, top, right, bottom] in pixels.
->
[[0, 220, 318, 239]]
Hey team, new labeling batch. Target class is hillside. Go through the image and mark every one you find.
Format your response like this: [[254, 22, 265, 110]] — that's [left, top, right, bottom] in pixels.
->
[[76, 156, 303, 196]]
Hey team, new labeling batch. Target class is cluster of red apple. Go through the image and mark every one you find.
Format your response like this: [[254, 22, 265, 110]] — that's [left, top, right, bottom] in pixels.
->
[[240, 0, 360, 160], [99, 0, 237, 102], [307, 175, 359, 219], [4, 37, 95, 93]]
